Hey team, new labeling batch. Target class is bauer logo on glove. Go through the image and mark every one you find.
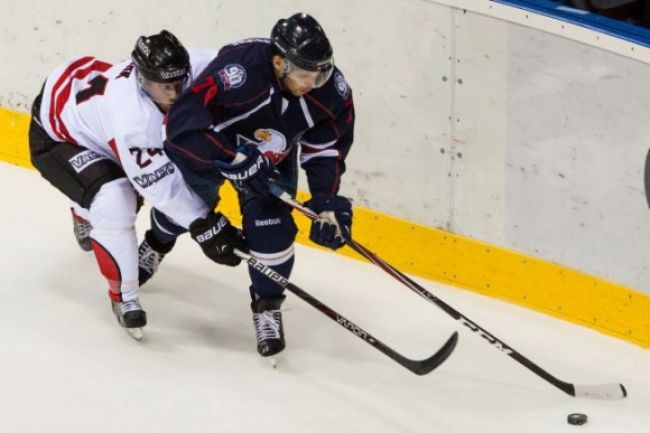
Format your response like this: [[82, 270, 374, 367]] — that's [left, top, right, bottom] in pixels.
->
[[219, 152, 268, 181], [193, 214, 228, 243], [189, 212, 248, 266], [214, 144, 280, 197]]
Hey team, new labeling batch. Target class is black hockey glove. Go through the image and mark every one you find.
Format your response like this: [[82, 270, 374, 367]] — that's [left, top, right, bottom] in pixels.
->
[[214, 144, 279, 198], [305, 195, 353, 250], [189, 212, 247, 266]]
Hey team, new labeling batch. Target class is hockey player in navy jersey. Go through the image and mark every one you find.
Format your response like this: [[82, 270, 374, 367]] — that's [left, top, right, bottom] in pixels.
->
[[28, 31, 245, 339], [164, 13, 355, 358]]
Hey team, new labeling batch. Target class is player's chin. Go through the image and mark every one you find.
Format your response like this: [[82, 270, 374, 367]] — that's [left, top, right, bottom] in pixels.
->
[[157, 102, 174, 113]]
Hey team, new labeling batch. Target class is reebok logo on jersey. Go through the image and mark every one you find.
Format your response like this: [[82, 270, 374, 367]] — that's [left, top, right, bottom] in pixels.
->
[[132, 162, 175, 188], [254, 217, 282, 227], [69, 150, 106, 173], [218, 64, 247, 90]]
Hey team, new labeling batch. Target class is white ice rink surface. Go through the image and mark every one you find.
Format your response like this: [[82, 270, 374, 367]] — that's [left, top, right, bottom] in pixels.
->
[[1, 162, 649, 433]]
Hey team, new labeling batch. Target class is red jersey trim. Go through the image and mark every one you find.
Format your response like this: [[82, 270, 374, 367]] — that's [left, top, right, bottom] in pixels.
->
[[49, 57, 111, 143]]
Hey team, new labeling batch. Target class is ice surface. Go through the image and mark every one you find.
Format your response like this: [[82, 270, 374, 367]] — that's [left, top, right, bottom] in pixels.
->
[[0, 162, 647, 433]]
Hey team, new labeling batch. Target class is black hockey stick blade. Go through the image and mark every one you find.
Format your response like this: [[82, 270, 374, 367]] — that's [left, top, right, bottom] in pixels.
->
[[408, 331, 458, 376], [237, 250, 458, 375]]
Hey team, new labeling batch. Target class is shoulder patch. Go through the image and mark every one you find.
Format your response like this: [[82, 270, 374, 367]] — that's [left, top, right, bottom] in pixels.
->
[[334, 72, 349, 99], [218, 64, 247, 90]]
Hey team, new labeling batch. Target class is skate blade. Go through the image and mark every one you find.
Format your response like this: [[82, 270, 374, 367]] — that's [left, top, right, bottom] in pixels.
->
[[124, 327, 144, 341]]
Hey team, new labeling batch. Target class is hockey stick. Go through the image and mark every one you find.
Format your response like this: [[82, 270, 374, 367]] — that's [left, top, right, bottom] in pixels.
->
[[235, 250, 458, 376], [269, 185, 627, 400]]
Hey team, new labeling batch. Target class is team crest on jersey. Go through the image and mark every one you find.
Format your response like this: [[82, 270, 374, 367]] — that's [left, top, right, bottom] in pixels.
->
[[237, 129, 290, 165], [334, 72, 349, 99], [218, 64, 247, 90]]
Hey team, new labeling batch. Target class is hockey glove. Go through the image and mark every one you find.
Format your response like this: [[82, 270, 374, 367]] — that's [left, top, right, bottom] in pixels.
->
[[189, 212, 247, 266], [305, 195, 353, 250], [214, 144, 279, 198]]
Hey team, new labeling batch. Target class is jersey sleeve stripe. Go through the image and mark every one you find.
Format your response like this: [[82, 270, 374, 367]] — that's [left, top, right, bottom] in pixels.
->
[[300, 139, 337, 150], [48, 56, 95, 142], [299, 148, 339, 164], [303, 93, 341, 139], [213, 88, 274, 132], [203, 132, 236, 157], [165, 140, 213, 166], [299, 97, 315, 128], [330, 157, 341, 195], [107, 138, 122, 165], [223, 84, 273, 108], [304, 93, 336, 120], [49, 57, 112, 143]]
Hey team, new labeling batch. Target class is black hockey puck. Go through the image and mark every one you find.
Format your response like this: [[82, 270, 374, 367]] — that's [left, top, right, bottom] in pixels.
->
[[567, 413, 588, 425]]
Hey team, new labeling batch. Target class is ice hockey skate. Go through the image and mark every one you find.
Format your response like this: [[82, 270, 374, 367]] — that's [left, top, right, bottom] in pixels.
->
[[111, 298, 147, 341], [138, 230, 175, 286], [251, 295, 286, 367], [70, 208, 92, 251]]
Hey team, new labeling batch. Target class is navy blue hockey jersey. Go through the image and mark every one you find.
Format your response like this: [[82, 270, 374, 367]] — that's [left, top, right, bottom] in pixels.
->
[[165, 38, 355, 197]]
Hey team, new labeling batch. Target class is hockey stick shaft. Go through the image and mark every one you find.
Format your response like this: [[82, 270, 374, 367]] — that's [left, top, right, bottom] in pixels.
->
[[235, 250, 458, 376], [270, 186, 626, 399], [346, 241, 626, 399]]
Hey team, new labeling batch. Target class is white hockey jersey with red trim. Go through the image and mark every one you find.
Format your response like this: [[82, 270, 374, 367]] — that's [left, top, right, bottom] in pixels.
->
[[38, 49, 218, 228]]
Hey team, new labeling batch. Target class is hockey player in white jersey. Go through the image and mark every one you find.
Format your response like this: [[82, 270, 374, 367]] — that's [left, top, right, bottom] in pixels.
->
[[28, 30, 247, 339]]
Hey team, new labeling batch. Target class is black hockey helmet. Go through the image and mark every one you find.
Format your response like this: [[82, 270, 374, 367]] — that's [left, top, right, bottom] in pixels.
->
[[131, 30, 189, 83], [271, 13, 334, 74]]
